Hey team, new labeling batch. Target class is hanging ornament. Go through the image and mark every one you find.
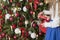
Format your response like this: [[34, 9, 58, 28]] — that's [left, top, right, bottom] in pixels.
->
[[34, 0, 39, 10], [30, 10, 33, 15], [34, 4, 37, 11], [3, 0, 6, 2], [20, 16, 25, 21], [0, 10, 2, 15], [8, 10, 13, 14], [39, 2, 43, 6], [34, 0, 39, 4], [39, 21, 47, 33], [26, 5, 30, 9], [0, 15, 3, 19], [5, 14, 11, 20], [32, 23, 37, 28], [9, 0, 12, 3], [1, 33, 5, 38], [11, 24, 17, 29], [15, 12, 19, 17], [44, 0, 49, 4], [30, 33, 36, 39], [19, 0, 23, 2], [13, 35, 17, 39], [9, 16, 14, 22], [28, 31, 32, 35], [23, 6, 27, 12], [18, 22, 23, 26], [15, 28, 21, 34], [20, 28, 25, 37]]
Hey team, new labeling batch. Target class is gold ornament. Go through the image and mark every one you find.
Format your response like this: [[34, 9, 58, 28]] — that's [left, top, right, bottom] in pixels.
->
[[45, 0, 49, 4]]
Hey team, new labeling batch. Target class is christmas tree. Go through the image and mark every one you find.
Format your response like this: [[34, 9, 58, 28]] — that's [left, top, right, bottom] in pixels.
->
[[0, 0, 48, 40]]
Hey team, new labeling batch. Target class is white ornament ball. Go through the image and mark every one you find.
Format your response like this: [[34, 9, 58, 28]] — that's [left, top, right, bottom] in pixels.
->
[[19, 0, 23, 1], [31, 33, 36, 39], [13, 8, 17, 13], [28, 31, 32, 35], [25, 20, 29, 24], [40, 2, 43, 5], [3, 0, 6, 2], [23, 6, 27, 12], [15, 28, 21, 34], [5, 14, 11, 20]]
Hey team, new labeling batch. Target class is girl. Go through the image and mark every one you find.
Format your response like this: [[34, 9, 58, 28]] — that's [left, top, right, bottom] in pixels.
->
[[43, 0, 60, 40]]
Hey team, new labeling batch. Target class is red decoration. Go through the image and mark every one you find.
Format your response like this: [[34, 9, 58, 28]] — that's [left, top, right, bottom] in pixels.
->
[[34, 0, 39, 10], [0, 15, 3, 19], [9, 16, 14, 22], [12, 24, 17, 29], [1, 33, 5, 38], [3, 5, 8, 10], [30, 11, 33, 15], [20, 16, 25, 21], [34, 4, 37, 10], [25, 31, 29, 38], [39, 20, 46, 33], [39, 32, 42, 35], [18, 22, 23, 26], [20, 28, 25, 37], [38, 13, 50, 22], [32, 23, 37, 28], [0, 10, 2, 15], [15, 12, 19, 17], [8, 10, 13, 14], [9, 0, 12, 3], [28, 0, 32, 2], [1, 20, 5, 24], [13, 35, 17, 39], [26, 5, 30, 9]]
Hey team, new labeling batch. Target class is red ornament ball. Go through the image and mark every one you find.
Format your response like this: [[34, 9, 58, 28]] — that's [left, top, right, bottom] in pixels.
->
[[8, 10, 13, 14], [0, 10, 2, 15], [1, 33, 5, 37], [15, 12, 19, 17], [30, 11, 33, 15], [1, 20, 5, 24], [12, 24, 17, 29], [18, 22, 23, 26], [9, 16, 14, 22], [13, 35, 17, 39], [32, 23, 37, 28], [20, 16, 25, 21], [39, 32, 42, 35], [0, 15, 3, 19]]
